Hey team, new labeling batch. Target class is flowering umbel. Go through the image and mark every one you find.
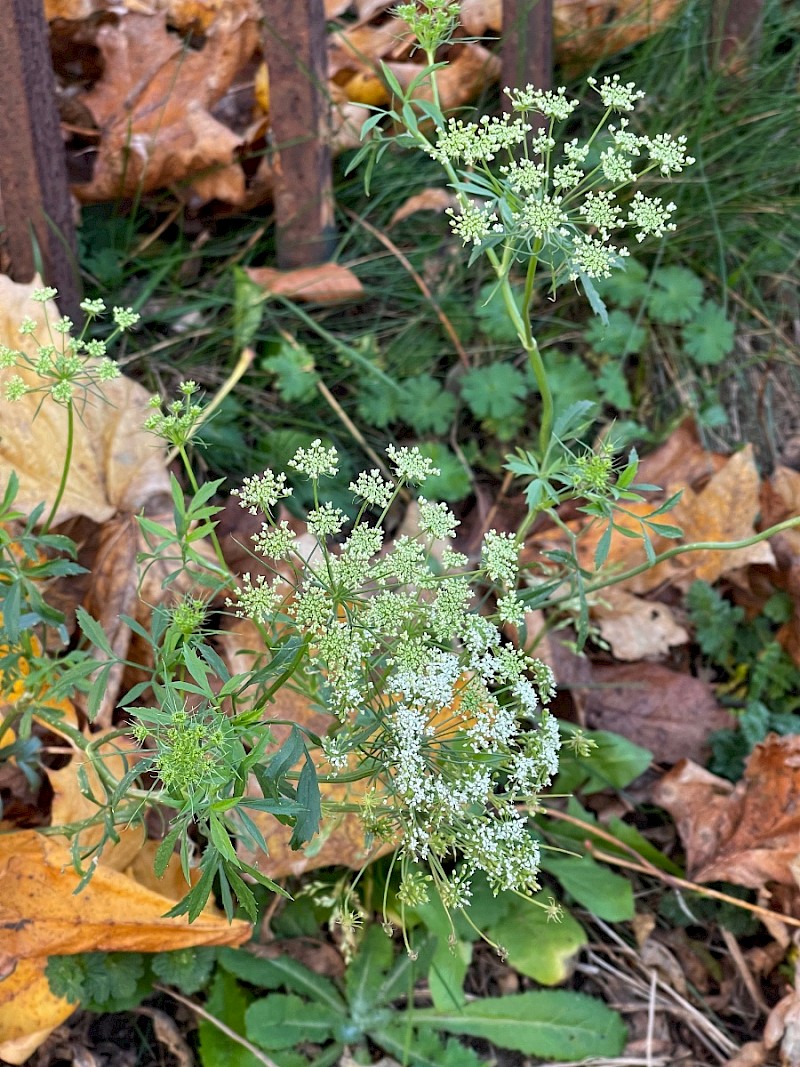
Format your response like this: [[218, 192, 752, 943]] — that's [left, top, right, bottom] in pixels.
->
[[229, 444, 560, 909], [424, 75, 692, 285]]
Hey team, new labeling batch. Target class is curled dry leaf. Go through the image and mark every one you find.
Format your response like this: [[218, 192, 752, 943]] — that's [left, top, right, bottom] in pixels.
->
[[585, 661, 734, 765], [653, 736, 800, 890], [60, 3, 261, 204], [765, 982, 800, 1067], [389, 187, 460, 228], [49, 0, 685, 207], [0, 277, 170, 525], [245, 263, 365, 305]]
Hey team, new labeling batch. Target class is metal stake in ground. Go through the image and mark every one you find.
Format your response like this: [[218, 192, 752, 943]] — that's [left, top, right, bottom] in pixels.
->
[[502, 0, 554, 107], [260, 0, 336, 269]]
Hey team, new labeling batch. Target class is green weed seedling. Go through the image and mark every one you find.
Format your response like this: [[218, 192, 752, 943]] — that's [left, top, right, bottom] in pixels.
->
[[687, 580, 800, 780], [196, 928, 626, 1067]]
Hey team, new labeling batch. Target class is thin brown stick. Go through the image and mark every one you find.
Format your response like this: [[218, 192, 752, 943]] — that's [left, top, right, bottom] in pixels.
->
[[720, 926, 770, 1015], [541, 805, 800, 931], [154, 984, 280, 1067], [590, 845, 800, 931], [476, 468, 515, 543], [343, 206, 471, 368]]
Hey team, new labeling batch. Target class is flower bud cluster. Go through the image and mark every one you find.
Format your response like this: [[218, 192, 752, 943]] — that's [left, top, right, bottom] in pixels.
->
[[0, 288, 130, 406]]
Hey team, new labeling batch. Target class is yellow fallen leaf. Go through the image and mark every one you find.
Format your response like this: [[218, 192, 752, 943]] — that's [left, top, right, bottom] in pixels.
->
[[0, 959, 74, 1060], [0, 832, 250, 959]]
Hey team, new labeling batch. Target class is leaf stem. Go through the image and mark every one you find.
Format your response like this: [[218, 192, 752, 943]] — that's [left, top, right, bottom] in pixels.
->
[[42, 401, 74, 533], [537, 515, 800, 608]]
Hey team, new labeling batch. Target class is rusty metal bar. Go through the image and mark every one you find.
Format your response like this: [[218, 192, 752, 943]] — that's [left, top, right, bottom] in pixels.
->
[[260, 0, 336, 270], [712, 0, 764, 67], [0, 0, 82, 321], [502, 0, 553, 104]]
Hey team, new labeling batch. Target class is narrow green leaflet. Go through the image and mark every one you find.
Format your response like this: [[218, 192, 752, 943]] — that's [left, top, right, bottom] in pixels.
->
[[373, 1026, 483, 1067], [411, 990, 627, 1059]]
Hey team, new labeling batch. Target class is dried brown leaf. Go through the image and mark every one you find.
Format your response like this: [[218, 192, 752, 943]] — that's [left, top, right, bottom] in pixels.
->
[[245, 263, 365, 304], [72, 7, 259, 204], [389, 187, 459, 227], [593, 589, 689, 661], [653, 736, 800, 889], [585, 662, 734, 764]]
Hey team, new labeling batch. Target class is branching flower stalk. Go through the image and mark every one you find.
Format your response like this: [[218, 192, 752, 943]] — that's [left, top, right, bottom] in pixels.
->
[[368, 3, 694, 457], [0, 290, 140, 534], [228, 442, 561, 912]]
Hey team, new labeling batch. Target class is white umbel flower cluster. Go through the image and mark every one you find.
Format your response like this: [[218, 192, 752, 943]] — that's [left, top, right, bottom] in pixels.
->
[[229, 443, 561, 907]]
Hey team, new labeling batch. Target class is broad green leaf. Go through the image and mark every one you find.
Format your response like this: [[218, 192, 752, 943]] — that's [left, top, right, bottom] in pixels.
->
[[555, 728, 651, 794], [647, 265, 704, 324], [593, 257, 649, 308], [397, 374, 457, 434], [597, 360, 633, 411], [219, 949, 345, 1011], [246, 993, 338, 1050], [413, 444, 471, 502], [460, 364, 529, 422], [540, 854, 634, 922], [346, 924, 395, 1017], [585, 309, 646, 358], [485, 892, 586, 985], [411, 990, 627, 1059], [682, 300, 736, 365]]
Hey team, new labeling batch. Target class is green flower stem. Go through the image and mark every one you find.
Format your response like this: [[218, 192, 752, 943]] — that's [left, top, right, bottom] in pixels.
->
[[165, 346, 254, 467], [498, 274, 553, 457], [177, 445, 229, 574], [540, 515, 800, 608], [41, 401, 74, 534]]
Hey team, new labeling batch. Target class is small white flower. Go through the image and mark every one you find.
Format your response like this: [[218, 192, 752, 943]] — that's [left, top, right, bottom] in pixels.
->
[[349, 469, 393, 508], [290, 439, 339, 479], [645, 133, 695, 175], [233, 470, 293, 514], [626, 190, 677, 242], [482, 530, 519, 586], [587, 74, 645, 112], [385, 444, 440, 485]]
